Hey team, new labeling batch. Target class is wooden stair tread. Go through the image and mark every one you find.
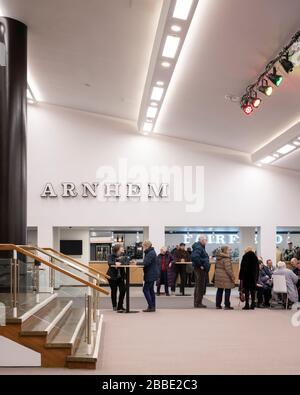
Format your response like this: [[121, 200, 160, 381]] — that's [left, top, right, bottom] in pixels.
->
[[1, 293, 55, 323], [67, 314, 103, 363], [46, 307, 85, 348], [21, 298, 72, 335]]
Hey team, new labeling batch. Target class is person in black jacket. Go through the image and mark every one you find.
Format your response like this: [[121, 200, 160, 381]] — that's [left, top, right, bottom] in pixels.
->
[[172, 243, 189, 295], [156, 247, 173, 296], [191, 235, 211, 308], [239, 247, 259, 310], [107, 244, 128, 312], [139, 240, 158, 312]]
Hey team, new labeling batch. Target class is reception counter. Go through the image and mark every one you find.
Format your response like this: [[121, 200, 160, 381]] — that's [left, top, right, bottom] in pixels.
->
[[89, 260, 241, 286]]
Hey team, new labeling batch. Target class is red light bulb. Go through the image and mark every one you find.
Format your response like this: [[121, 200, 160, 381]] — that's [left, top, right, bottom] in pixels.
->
[[243, 104, 253, 115]]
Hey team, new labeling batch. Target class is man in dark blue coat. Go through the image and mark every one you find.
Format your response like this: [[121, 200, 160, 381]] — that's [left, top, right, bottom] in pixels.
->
[[139, 240, 158, 312], [191, 235, 210, 308]]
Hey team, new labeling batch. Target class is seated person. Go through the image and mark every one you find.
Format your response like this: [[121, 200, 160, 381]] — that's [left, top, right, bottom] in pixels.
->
[[262, 259, 274, 277], [256, 261, 272, 308], [273, 261, 299, 307], [292, 261, 300, 302], [290, 257, 298, 271]]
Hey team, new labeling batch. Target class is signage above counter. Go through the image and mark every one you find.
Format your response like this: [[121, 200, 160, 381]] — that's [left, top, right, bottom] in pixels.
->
[[41, 182, 169, 199]]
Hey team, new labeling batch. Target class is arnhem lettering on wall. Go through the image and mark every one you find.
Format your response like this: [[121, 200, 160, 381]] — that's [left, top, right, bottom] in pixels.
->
[[41, 182, 169, 199]]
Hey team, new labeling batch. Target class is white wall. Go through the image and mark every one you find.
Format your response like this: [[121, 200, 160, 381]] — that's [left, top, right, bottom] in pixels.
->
[[27, 103, 300, 264], [0, 336, 41, 367]]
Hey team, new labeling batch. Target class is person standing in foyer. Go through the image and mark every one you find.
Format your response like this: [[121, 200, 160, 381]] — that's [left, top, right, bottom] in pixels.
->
[[172, 243, 189, 295], [214, 245, 235, 310], [239, 247, 259, 310], [156, 247, 173, 296], [107, 244, 127, 312], [139, 240, 158, 312], [191, 235, 211, 308]]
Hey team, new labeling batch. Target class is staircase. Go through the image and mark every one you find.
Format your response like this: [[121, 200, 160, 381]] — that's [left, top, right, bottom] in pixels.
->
[[0, 244, 109, 370], [0, 292, 104, 369]]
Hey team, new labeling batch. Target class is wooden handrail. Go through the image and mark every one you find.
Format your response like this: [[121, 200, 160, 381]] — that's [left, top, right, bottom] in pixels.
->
[[44, 247, 110, 280], [0, 244, 109, 295], [21, 245, 108, 284]]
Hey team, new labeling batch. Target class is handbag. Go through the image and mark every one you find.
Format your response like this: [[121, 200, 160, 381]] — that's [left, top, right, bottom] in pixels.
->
[[239, 279, 245, 302], [239, 291, 245, 302]]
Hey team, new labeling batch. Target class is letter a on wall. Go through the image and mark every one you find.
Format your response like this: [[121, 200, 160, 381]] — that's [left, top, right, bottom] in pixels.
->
[[40, 183, 58, 198]]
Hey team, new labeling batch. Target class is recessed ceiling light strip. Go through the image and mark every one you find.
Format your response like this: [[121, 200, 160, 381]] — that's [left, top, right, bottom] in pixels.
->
[[254, 139, 300, 166], [252, 122, 300, 166], [137, 0, 199, 134]]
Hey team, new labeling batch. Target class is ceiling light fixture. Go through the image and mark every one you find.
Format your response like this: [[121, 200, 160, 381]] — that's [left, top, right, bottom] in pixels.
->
[[276, 144, 296, 155], [280, 54, 294, 73], [161, 61, 171, 68], [162, 35, 180, 58], [137, 0, 198, 134], [250, 90, 261, 108], [151, 87, 164, 101], [267, 67, 283, 87], [240, 30, 300, 115], [171, 25, 182, 32], [146, 106, 158, 118], [173, 0, 194, 20], [293, 140, 300, 146], [241, 102, 253, 115], [258, 79, 273, 96], [260, 155, 276, 164], [252, 97, 261, 108]]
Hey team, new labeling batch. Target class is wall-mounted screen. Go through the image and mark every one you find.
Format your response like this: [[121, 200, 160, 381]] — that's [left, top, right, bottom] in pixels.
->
[[60, 240, 82, 256]]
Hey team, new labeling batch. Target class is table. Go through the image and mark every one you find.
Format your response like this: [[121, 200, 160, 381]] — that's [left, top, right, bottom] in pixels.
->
[[112, 264, 144, 313], [175, 262, 193, 296]]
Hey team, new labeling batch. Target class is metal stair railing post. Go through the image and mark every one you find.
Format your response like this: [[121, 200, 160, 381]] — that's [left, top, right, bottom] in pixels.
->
[[34, 264, 40, 303], [86, 286, 93, 355], [96, 274, 101, 317], [10, 249, 19, 318], [49, 256, 56, 293]]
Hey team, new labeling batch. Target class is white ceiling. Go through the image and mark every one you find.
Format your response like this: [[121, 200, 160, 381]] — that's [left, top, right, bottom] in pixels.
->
[[2, 0, 300, 167], [1, 0, 162, 121], [156, 0, 300, 153]]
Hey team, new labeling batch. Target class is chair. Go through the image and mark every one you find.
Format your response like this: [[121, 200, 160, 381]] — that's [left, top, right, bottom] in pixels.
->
[[271, 275, 288, 310]]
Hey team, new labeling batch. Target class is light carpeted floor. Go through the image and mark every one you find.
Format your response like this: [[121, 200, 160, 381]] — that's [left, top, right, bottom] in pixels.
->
[[0, 289, 300, 375]]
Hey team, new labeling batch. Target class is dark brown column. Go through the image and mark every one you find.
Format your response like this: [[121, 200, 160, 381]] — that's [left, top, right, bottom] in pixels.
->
[[0, 17, 27, 291]]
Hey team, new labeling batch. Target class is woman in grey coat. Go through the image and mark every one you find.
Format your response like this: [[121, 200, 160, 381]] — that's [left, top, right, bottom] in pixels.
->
[[273, 261, 299, 304]]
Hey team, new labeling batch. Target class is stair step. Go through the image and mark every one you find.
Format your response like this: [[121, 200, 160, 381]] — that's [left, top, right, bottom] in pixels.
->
[[3, 293, 56, 324], [45, 307, 85, 350], [67, 314, 103, 368], [21, 298, 73, 336]]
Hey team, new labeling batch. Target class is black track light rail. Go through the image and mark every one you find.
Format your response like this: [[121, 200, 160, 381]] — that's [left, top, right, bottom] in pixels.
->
[[241, 30, 300, 103]]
